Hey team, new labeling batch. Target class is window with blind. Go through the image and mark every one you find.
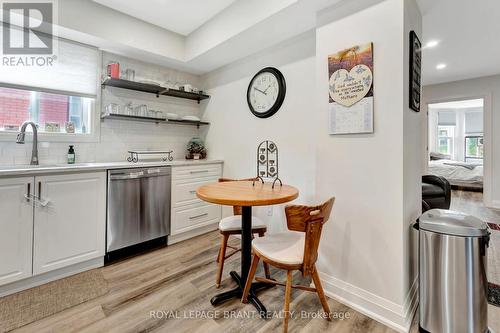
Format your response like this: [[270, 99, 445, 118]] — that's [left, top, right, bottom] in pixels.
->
[[0, 36, 98, 138]]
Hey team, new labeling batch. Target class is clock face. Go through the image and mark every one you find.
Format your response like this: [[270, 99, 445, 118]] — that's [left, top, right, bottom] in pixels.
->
[[247, 67, 286, 118], [249, 72, 279, 112]]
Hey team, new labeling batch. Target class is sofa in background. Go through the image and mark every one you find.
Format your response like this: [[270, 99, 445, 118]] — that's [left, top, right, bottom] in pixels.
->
[[422, 175, 451, 212]]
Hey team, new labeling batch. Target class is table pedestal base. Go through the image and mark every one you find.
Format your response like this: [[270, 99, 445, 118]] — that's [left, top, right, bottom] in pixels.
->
[[210, 270, 274, 316]]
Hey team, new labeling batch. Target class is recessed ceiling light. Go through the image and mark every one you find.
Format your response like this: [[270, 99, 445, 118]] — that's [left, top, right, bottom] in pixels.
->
[[425, 40, 439, 48], [436, 63, 447, 70]]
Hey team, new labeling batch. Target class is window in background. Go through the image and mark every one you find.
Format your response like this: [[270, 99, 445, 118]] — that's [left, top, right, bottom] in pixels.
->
[[0, 34, 98, 140], [465, 136, 484, 163], [437, 125, 454, 156], [0, 87, 93, 134]]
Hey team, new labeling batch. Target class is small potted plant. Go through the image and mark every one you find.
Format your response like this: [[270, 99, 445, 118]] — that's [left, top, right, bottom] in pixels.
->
[[186, 137, 207, 160]]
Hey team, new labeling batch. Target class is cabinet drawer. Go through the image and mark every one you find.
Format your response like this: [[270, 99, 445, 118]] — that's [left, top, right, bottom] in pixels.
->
[[172, 177, 218, 207], [172, 164, 222, 181], [171, 203, 221, 235]]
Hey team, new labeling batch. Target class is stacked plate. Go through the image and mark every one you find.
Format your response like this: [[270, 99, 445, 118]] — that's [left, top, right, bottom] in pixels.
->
[[181, 115, 201, 121], [166, 113, 179, 120]]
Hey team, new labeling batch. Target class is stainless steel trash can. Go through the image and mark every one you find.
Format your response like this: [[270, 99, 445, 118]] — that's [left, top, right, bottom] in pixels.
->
[[416, 209, 490, 333]]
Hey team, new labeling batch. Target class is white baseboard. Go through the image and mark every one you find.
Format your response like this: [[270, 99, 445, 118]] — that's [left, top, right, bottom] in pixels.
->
[[318, 271, 418, 333], [168, 222, 219, 245]]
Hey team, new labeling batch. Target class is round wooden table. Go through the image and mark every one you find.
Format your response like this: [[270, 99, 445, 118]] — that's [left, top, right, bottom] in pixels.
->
[[197, 180, 299, 314]]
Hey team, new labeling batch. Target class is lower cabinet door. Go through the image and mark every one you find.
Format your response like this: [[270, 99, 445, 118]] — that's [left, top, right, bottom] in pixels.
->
[[33, 172, 106, 275], [0, 177, 34, 286]]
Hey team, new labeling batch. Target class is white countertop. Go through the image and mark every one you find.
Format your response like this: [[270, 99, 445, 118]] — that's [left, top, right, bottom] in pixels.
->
[[0, 159, 224, 177]]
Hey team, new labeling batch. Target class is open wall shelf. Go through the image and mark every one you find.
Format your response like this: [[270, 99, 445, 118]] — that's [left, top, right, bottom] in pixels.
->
[[101, 77, 210, 103], [101, 113, 209, 128]]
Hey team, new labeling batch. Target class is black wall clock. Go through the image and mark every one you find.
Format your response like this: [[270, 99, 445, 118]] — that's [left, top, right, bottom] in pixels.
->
[[247, 67, 286, 118]]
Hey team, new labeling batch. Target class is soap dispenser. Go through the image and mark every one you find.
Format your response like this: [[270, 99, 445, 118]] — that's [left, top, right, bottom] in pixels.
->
[[68, 145, 76, 164]]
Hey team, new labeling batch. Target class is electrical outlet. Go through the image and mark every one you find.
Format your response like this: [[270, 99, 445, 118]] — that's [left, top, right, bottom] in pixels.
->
[[267, 206, 273, 216]]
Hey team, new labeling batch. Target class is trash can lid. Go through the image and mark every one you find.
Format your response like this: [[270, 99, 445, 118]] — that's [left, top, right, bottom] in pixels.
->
[[418, 209, 489, 237]]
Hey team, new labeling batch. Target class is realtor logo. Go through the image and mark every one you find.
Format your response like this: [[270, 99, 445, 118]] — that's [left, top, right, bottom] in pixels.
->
[[2, 1, 54, 54]]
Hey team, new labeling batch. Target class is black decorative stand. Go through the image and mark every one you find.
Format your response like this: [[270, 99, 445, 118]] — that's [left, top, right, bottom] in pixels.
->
[[253, 140, 282, 189], [127, 150, 173, 163]]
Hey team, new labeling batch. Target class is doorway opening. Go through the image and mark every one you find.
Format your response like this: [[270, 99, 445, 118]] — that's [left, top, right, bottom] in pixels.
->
[[427, 98, 484, 191]]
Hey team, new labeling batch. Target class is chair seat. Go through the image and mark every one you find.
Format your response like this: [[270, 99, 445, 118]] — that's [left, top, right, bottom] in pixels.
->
[[252, 231, 304, 265], [218, 215, 266, 232]]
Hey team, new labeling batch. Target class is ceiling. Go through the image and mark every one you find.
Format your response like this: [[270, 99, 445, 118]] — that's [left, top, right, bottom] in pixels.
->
[[418, 0, 500, 85], [93, 0, 237, 36], [76, 0, 500, 80], [66, 0, 336, 74]]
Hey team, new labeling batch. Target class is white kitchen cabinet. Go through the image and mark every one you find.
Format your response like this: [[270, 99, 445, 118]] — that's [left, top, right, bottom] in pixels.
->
[[0, 177, 34, 286], [170, 163, 222, 242], [33, 172, 106, 275]]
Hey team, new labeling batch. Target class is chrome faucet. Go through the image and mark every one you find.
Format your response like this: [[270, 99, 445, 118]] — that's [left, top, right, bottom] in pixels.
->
[[16, 121, 39, 165]]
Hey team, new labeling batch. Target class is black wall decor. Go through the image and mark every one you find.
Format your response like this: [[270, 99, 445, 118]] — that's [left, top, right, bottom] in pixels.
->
[[253, 140, 282, 189], [409, 30, 422, 112]]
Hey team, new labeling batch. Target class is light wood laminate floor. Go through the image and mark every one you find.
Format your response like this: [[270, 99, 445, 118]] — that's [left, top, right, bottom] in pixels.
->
[[11, 233, 402, 333], [9, 190, 500, 333]]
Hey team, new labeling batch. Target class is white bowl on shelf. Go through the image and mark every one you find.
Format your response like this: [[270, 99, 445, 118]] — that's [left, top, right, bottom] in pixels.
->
[[137, 79, 162, 86], [166, 113, 179, 120], [181, 115, 200, 121]]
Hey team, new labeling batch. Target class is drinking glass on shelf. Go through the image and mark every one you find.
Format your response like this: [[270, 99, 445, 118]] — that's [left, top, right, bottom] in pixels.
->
[[164, 80, 173, 89], [124, 102, 133, 116], [105, 103, 119, 116], [134, 104, 147, 117], [125, 69, 135, 81]]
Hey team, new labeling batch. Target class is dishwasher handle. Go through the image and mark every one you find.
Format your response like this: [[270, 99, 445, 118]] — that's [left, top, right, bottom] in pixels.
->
[[110, 171, 144, 180], [109, 169, 171, 180]]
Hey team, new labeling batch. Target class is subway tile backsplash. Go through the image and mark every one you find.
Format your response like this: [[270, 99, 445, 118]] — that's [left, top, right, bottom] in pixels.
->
[[0, 52, 206, 166]]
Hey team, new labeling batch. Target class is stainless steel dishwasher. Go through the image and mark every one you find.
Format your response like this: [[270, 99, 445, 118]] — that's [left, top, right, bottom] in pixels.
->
[[106, 167, 171, 261]]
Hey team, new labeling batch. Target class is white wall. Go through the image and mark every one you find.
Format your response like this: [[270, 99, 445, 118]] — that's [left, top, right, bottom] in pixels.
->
[[201, 31, 317, 232], [314, 0, 421, 331], [0, 52, 203, 165], [402, 0, 423, 323], [423, 75, 499, 208]]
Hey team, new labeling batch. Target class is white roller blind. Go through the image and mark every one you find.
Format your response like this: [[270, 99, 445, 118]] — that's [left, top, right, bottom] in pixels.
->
[[465, 110, 483, 134], [0, 34, 98, 97], [438, 111, 456, 126]]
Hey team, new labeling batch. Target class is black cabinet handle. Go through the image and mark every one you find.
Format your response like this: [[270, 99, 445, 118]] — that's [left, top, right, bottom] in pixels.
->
[[26, 183, 31, 202], [38, 181, 41, 199]]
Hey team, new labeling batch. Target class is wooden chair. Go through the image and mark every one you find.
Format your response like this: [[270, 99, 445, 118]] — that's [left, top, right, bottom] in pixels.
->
[[241, 197, 335, 333], [215, 178, 271, 288]]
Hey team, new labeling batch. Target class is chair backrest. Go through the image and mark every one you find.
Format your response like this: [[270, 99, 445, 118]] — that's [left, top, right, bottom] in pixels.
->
[[218, 177, 259, 215], [284, 197, 335, 276]]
